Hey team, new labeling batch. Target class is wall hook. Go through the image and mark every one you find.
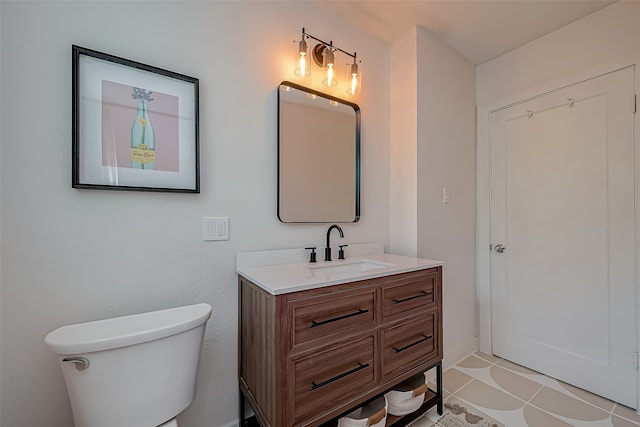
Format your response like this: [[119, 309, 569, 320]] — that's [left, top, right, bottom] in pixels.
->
[[527, 110, 533, 118], [568, 98, 575, 107]]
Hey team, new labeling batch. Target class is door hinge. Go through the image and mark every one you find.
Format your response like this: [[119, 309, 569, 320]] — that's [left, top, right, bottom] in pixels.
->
[[489, 244, 493, 251], [634, 352, 639, 371], [634, 94, 637, 114]]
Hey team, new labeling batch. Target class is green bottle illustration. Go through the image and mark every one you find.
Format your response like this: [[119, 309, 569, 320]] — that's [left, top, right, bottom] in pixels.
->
[[131, 87, 155, 170]]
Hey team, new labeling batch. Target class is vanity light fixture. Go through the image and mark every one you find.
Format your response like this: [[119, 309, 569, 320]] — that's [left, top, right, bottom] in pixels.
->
[[294, 27, 361, 95]]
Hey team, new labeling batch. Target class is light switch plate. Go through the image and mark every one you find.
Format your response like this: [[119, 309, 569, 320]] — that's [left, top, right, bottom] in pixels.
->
[[443, 187, 449, 204], [203, 217, 229, 241]]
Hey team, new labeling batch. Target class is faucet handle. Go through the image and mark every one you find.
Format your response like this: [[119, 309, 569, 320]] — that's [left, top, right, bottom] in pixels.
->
[[338, 244, 348, 260], [305, 247, 317, 263]]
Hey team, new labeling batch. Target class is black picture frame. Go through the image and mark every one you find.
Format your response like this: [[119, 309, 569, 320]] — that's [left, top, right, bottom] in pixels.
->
[[72, 45, 200, 193]]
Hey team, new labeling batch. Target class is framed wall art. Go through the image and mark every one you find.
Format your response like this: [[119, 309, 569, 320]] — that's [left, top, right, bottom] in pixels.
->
[[72, 45, 199, 193]]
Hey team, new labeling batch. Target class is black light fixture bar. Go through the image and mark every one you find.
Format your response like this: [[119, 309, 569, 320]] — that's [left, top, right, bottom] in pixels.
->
[[301, 27, 357, 61]]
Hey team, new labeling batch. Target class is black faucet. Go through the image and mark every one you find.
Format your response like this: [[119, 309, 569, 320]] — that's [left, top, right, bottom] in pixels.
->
[[324, 224, 344, 261]]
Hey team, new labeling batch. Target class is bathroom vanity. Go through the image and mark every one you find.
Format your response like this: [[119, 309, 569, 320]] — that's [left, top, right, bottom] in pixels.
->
[[236, 244, 443, 427]]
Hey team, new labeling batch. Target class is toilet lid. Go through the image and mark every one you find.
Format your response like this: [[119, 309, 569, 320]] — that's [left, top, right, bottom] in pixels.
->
[[45, 303, 211, 354]]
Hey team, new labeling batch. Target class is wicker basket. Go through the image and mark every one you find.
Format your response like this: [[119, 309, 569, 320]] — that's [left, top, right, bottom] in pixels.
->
[[337, 396, 388, 427], [384, 372, 428, 416]]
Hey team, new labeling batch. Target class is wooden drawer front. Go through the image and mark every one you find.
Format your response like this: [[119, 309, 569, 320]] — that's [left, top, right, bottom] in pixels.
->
[[290, 288, 376, 350], [381, 270, 437, 322], [290, 335, 377, 426], [381, 314, 437, 382]]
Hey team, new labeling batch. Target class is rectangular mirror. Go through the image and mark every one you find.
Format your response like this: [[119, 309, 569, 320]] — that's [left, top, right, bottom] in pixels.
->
[[278, 81, 360, 223]]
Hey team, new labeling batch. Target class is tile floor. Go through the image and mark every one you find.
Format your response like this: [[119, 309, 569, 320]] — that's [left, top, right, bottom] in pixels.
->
[[412, 352, 640, 427]]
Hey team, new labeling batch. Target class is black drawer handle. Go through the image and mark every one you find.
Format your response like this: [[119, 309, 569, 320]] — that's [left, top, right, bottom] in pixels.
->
[[393, 291, 432, 304], [393, 335, 432, 353], [310, 362, 370, 391], [310, 308, 369, 328]]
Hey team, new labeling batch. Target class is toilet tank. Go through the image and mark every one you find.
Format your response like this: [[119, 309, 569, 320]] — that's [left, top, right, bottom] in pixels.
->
[[45, 303, 212, 427]]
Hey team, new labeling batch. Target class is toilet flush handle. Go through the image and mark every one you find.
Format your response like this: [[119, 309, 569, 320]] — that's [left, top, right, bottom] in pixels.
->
[[62, 356, 90, 371]]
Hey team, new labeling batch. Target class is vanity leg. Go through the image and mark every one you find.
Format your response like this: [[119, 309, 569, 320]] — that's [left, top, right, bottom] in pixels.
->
[[239, 390, 261, 426], [239, 389, 247, 427], [436, 362, 443, 415]]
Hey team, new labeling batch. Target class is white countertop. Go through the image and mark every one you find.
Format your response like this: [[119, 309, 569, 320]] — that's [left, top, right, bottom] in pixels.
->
[[236, 243, 443, 295]]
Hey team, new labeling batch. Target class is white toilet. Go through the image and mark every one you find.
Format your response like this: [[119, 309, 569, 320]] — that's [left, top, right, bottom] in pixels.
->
[[44, 303, 212, 427]]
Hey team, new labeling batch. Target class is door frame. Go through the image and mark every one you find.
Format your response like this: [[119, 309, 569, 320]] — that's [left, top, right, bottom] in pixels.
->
[[476, 54, 640, 410]]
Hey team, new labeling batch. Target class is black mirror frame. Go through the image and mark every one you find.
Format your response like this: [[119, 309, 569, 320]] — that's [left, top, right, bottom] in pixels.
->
[[277, 81, 361, 223]]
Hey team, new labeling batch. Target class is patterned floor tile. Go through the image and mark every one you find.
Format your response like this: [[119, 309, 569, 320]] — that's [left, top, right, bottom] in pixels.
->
[[475, 351, 502, 364], [495, 359, 541, 376], [529, 386, 609, 421], [456, 379, 524, 411], [435, 351, 640, 427], [458, 355, 493, 369], [523, 404, 574, 427], [442, 368, 474, 394], [613, 415, 640, 427], [613, 405, 640, 425], [558, 381, 615, 412], [489, 365, 542, 402]]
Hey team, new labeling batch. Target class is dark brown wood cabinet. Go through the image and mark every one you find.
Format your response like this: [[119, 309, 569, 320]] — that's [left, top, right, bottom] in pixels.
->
[[239, 266, 443, 427]]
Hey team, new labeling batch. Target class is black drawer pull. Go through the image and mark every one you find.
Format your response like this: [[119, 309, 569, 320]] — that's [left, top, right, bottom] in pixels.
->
[[393, 291, 432, 304], [393, 335, 432, 353], [310, 308, 369, 328], [310, 362, 370, 391]]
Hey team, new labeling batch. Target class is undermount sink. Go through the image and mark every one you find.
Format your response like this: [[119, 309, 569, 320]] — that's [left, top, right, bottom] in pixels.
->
[[236, 243, 444, 294], [306, 259, 395, 275]]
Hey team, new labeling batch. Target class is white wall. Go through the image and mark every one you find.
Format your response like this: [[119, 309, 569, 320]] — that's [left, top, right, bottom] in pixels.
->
[[389, 28, 418, 257], [415, 27, 477, 367], [475, 2, 640, 406], [476, 1, 640, 106], [388, 25, 477, 368], [0, 1, 3, 420], [0, 2, 390, 426]]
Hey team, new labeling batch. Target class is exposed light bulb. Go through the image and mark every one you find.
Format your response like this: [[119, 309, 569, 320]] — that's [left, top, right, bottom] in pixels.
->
[[322, 46, 337, 87], [327, 64, 334, 83], [294, 38, 310, 77], [299, 54, 307, 77], [347, 62, 359, 95]]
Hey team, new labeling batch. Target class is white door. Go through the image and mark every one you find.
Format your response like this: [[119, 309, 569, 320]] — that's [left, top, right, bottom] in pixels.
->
[[490, 67, 636, 408]]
